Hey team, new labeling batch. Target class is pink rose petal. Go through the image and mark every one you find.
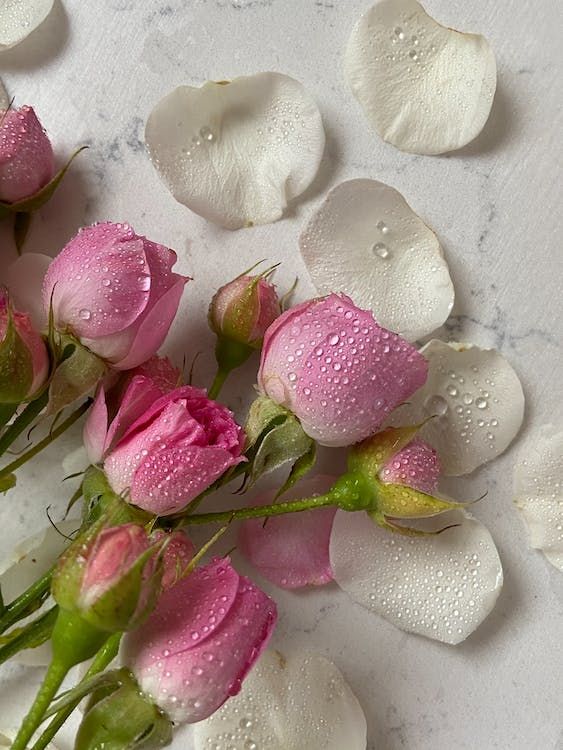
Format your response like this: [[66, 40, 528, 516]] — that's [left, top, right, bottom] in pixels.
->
[[380, 438, 440, 495]]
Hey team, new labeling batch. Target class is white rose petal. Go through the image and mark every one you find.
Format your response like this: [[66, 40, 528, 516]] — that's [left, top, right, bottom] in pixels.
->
[[330, 509, 503, 645], [0, 0, 54, 51], [193, 649, 367, 750], [394, 340, 525, 475], [299, 179, 454, 341], [146, 72, 325, 229], [514, 425, 563, 572], [0, 520, 78, 666], [345, 0, 497, 154]]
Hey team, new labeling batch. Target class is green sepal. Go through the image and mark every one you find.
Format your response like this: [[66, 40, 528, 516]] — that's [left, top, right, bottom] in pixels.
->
[[245, 396, 314, 487], [0, 147, 88, 217], [275, 440, 316, 499], [43, 669, 123, 720], [373, 478, 462, 519], [81, 466, 152, 527], [0, 301, 34, 403], [47, 334, 106, 414], [76, 669, 173, 750]]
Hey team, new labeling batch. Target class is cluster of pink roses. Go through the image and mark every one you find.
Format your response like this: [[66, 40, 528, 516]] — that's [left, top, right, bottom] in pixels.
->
[[1, 104, 458, 749]]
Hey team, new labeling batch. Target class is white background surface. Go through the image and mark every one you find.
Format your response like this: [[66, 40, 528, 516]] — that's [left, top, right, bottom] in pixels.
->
[[1, 1, 562, 748]]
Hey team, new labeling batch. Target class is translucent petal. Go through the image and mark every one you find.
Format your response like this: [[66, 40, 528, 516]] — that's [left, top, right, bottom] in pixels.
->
[[299, 179, 454, 340], [192, 649, 367, 749], [0, 0, 54, 50], [330, 509, 503, 644], [514, 425, 563, 571], [345, 0, 497, 154], [146, 72, 325, 229], [393, 340, 525, 475]]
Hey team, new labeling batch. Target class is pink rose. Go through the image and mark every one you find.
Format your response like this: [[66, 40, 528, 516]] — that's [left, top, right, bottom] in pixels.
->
[[257, 293, 428, 447], [42, 222, 188, 370], [86, 377, 245, 515], [209, 273, 280, 348], [379, 438, 440, 495], [0, 106, 55, 203], [123, 557, 277, 724], [52, 523, 165, 632], [0, 291, 49, 402]]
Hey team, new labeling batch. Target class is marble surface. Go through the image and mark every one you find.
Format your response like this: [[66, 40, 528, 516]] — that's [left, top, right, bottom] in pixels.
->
[[1, 1, 562, 748]]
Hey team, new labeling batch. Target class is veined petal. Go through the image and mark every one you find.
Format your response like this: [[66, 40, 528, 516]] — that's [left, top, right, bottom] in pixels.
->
[[146, 72, 325, 229], [514, 425, 563, 572], [192, 649, 367, 750], [330, 509, 503, 644], [300, 179, 454, 341], [345, 0, 496, 154], [392, 340, 525, 475], [0, 0, 54, 50]]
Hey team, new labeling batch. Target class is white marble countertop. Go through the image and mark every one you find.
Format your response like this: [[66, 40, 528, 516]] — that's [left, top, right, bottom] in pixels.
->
[[0, 1, 562, 748]]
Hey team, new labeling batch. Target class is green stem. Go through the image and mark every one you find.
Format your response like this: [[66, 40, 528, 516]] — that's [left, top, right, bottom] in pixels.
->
[[208, 367, 230, 400], [0, 391, 48, 459], [0, 399, 91, 480], [0, 568, 53, 635], [12, 610, 107, 749], [32, 634, 121, 750], [0, 606, 57, 666], [181, 491, 339, 526], [11, 657, 69, 750]]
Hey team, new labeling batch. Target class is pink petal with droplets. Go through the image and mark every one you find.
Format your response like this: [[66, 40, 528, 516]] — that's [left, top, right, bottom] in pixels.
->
[[380, 438, 441, 495], [42, 223, 152, 339], [151, 530, 195, 590], [238, 476, 337, 588], [107, 276, 186, 369], [131, 442, 244, 515], [103, 400, 206, 495], [258, 293, 428, 447], [103, 375, 166, 456], [124, 558, 277, 724], [130, 355, 181, 392], [0, 106, 54, 203]]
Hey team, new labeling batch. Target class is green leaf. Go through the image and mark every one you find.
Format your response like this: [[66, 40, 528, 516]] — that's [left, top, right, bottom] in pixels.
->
[[0, 146, 88, 216]]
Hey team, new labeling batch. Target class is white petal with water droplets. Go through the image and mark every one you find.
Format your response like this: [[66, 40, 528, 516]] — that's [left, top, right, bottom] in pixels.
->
[[0, 520, 78, 665], [0, 0, 54, 50], [514, 425, 563, 571], [330, 509, 503, 645], [193, 649, 367, 750], [146, 72, 325, 229], [299, 179, 454, 341], [0, 79, 8, 109], [393, 340, 524, 475], [345, 0, 497, 154]]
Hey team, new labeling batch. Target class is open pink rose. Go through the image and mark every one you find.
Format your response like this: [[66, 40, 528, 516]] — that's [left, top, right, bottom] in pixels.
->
[[42, 222, 188, 370], [257, 293, 428, 447], [0, 106, 55, 203], [87, 378, 245, 515], [123, 557, 277, 724], [0, 291, 48, 402], [240, 441, 440, 590]]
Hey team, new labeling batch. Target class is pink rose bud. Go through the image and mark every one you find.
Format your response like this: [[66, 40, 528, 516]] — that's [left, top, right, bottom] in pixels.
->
[[52, 522, 165, 632], [0, 291, 48, 402], [0, 106, 55, 203], [42, 222, 189, 370], [379, 438, 440, 495], [209, 273, 280, 349], [122, 557, 277, 724], [87, 378, 245, 515], [257, 293, 428, 447]]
